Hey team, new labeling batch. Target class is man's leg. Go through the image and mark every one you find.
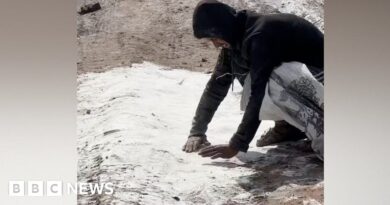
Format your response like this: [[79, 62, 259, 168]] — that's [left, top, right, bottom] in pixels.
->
[[256, 64, 323, 147], [256, 121, 306, 147], [258, 62, 324, 159]]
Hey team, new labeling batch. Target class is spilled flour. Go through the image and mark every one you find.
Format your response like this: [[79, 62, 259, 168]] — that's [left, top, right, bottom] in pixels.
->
[[77, 62, 323, 204]]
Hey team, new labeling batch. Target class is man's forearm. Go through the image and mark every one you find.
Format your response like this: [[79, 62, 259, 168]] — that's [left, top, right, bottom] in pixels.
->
[[189, 74, 232, 137], [229, 108, 261, 152], [189, 49, 233, 137]]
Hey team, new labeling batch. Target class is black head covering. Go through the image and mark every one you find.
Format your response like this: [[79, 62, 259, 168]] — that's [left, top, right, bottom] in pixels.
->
[[193, 0, 243, 47]]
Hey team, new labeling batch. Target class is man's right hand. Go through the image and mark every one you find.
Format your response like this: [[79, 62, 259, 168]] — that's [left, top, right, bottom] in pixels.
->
[[182, 136, 211, 153]]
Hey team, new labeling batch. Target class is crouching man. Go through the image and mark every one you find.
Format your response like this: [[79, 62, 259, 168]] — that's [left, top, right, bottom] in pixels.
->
[[182, 0, 324, 160]]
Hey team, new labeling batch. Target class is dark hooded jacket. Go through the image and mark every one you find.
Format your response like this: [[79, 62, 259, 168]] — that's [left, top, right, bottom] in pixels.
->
[[190, 0, 324, 152]]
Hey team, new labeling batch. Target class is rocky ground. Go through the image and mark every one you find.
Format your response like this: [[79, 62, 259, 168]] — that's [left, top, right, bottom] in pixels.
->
[[77, 0, 323, 73]]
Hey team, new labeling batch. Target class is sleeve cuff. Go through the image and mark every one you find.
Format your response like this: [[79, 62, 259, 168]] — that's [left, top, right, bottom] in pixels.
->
[[229, 134, 249, 152], [188, 133, 207, 138]]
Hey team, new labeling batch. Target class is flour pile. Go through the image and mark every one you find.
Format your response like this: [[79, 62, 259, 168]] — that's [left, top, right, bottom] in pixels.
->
[[77, 62, 323, 204]]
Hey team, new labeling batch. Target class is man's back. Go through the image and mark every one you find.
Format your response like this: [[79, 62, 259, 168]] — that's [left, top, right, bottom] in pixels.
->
[[238, 12, 324, 70]]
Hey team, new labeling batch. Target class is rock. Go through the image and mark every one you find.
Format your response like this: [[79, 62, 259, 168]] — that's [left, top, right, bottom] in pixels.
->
[[78, 2, 101, 15], [103, 129, 121, 136], [172, 196, 180, 201]]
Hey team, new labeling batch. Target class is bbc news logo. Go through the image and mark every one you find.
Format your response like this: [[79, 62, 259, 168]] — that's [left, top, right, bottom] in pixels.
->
[[9, 181, 114, 197]]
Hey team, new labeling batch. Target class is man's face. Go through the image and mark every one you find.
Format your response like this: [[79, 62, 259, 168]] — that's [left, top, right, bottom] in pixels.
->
[[209, 38, 230, 49]]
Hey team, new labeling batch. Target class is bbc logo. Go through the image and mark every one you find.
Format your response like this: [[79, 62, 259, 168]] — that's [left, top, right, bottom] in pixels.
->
[[9, 181, 62, 197], [9, 181, 114, 196]]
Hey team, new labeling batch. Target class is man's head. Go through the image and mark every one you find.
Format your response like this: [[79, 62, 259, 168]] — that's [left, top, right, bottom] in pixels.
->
[[193, 0, 237, 48]]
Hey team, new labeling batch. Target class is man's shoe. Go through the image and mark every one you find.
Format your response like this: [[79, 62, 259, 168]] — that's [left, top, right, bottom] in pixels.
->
[[256, 121, 307, 147]]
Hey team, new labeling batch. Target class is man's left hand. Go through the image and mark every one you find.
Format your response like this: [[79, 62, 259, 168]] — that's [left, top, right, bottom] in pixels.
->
[[198, 144, 238, 159]]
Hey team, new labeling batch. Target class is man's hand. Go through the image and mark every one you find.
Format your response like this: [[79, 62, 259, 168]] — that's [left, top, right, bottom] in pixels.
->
[[198, 144, 239, 159], [182, 136, 211, 152]]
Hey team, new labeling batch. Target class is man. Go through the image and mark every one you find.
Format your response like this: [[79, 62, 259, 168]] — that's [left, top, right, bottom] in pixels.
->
[[182, 0, 324, 159]]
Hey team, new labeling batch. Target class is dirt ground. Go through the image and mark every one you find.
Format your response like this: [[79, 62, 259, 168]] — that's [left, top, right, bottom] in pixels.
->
[[77, 0, 323, 74]]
